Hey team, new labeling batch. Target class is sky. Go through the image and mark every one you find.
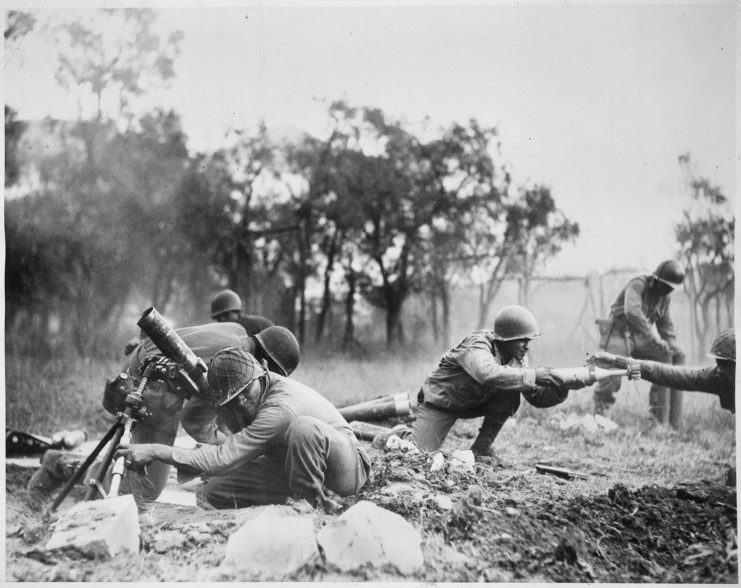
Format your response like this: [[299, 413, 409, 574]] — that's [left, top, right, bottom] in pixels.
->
[[3, 0, 737, 276]]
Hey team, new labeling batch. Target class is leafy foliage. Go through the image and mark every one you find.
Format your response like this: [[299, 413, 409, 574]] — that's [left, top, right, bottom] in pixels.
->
[[675, 153, 734, 356]]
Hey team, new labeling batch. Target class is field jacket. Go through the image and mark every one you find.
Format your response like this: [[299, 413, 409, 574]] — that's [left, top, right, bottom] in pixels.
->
[[171, 373, 362, 476], [419, 330, 568, 410], [639, 361, 735, 413], [607, 276, 677, 347]]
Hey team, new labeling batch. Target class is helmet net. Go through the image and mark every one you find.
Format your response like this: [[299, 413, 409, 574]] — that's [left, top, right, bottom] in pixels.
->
[[709, 328, 735, 362], [207, 348, 263, 406]]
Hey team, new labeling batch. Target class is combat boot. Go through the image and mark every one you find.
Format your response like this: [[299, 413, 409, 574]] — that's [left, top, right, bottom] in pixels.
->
[[470, 417, 508, 466]]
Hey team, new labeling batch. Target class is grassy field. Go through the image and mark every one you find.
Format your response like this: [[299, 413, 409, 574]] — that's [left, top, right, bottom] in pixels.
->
[[5, 343, 736, 582]]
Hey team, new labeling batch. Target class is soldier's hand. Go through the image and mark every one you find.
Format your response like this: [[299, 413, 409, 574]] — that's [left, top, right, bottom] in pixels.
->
[[535, 367, 565, 388], [115, 443, 169, 471], [670, 346, 685, 364], [652, 338, 672, 356]]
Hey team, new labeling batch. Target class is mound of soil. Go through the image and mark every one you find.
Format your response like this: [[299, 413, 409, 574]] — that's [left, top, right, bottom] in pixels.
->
[[5, 447, 737, 583]]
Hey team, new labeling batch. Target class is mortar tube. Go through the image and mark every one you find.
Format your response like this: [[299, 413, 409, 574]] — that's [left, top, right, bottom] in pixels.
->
[[365, 393, 410, 406], [339, 396, 411, 422]]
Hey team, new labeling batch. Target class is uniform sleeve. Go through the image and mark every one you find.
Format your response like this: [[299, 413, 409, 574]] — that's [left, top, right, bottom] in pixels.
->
[[623, 279, 656, 339], [655, 298, 677, 343], [522, 386, 569, 408], [640, 362, 719, 394], [457, 339, 537, 390], [179, 397, 223, 445], [171, 403, 293, 475]]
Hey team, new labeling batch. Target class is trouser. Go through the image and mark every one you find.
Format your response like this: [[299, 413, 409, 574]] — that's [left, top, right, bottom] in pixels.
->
[[593, 330, 684, 421], [411, 391, 521, 452], [199, 415, 371, 509]]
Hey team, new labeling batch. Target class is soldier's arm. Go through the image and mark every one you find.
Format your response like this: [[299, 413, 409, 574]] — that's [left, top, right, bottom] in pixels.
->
[[655, 299, 678, 344], [639, 362, 718, 394], [168, 403, 289, 475], [623, 280, 656, 339], [458, 343, 538, 391]]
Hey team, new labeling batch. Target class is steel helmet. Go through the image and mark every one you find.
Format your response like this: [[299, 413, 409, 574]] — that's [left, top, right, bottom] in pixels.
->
[[493, 305, 542, 341], [206, 348, 267, 406], [653, 260, 685, 288], [254, 326, 300, 376], [211, 289, 242, 319], [707, 328, 735, 362]]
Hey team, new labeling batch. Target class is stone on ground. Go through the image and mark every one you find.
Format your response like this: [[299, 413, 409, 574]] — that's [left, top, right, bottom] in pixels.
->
[[317, 500, 423, 574], [221, 505, 318, 579], [45, 494, 140, 558]]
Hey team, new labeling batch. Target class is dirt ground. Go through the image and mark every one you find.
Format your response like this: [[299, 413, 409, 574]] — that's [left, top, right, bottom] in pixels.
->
[[5, 418, 737, 583]]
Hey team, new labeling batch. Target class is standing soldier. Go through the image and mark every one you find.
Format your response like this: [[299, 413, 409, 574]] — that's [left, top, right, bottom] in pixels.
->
[[593, 260, 686, 420], [210, 288, 275, 335]]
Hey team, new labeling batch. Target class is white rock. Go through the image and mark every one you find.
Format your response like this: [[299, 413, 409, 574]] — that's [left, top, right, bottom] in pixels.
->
[[317, 501, 423, 574], [222, 506, 318, 579], [579, 414, 600, 433], [429, 452, 445, 472], [594, 414, 619, 431], [450, 450, 475, 472], [431, 495, 454, 511], [385, 435, 421, 454], [45, 494, 140, 558]]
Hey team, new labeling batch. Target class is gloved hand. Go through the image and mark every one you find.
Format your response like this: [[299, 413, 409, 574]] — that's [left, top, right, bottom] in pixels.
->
[[535, 367, 566, 388], [587, 351, 629, 369], [668, 343, 685, 364], [651, 338, 673, 356]]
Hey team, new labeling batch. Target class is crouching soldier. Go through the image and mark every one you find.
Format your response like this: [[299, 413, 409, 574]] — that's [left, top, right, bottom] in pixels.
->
[[410, 305, 587, 463], [115, 348, 371, 513], [591, 328, 735, 414], [26, 323, 300, 508]]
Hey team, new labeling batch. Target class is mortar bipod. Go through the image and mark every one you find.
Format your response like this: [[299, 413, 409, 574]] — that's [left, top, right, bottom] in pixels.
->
[[49, 365, 153, 511]]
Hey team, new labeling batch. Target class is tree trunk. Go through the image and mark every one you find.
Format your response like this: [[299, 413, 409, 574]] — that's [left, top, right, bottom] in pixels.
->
[[429, 288, 439, 345], [342, 267, 357, 349], [316, 230, 338, 343], [440, 280, 451, 351]]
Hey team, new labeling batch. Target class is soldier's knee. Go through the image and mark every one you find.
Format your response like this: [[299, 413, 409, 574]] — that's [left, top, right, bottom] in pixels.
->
[[287, 415, 324, 444]]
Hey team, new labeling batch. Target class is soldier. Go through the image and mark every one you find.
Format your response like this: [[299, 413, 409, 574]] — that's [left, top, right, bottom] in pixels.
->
[[27, 323, 300, 509], [409, 305, 586, 463], [593, 260, 686, 419], [210, 288, 275, 335], [591, 328, 735, 414], [116, 348, 371, 513]]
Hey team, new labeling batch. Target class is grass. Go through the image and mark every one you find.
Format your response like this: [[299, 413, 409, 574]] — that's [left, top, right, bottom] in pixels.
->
[[5, 348, 735, 480]]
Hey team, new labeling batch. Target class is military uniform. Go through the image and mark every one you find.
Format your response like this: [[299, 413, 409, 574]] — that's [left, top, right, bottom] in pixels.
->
[[634, 361, 734, 413], [236, 314, 275, 336], [594, 275, 683, 417], [172, 373, 371, 509], [412, 330, 568, 452]]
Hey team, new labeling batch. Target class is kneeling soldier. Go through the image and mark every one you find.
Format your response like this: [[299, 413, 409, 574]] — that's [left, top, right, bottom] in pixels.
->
[[116, 348, 371, 513], [411, 305, 587, 462]]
